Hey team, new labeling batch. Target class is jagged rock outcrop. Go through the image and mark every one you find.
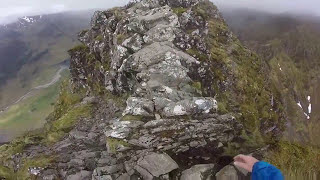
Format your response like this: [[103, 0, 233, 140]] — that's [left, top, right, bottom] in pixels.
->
[[68, 0, 248, 179]]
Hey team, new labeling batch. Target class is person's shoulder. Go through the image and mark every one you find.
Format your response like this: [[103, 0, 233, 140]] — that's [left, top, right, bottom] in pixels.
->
[[253, 161, 284, 180], [253, 161, 272, 170]]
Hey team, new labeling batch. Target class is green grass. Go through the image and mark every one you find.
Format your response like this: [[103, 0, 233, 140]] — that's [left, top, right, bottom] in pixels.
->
[[186, 48, 208, 62], [0, 79, 90, 178], [46, 104, 91, 144], [0, 77, 62, 137], [121, 115, 143, 121], [15, 155, 54, 180], [106, 137, 130, 153], [68, 43, 88, 53], [0, 70, 70, 139], [117, 34, 128, 44], [95, 35, 103, 41], [266, 141, 320, 178], [0, 165, 14, 179], [181, 1, 286, 151], [172, 7, 187, 16]]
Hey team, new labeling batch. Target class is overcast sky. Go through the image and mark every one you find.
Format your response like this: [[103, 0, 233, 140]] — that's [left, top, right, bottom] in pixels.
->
[[0, 0, 319, 24], [213, 0, 320, 15]]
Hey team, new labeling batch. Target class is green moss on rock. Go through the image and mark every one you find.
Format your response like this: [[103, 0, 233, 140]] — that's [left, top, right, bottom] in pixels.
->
[[190, 0, 285, 146], [106, 138, 130, 153], [121, 115, 143, 121], [117, 34, 128, 44], [172, 7, 187, 16], [95, 35, 103, 41], [68, 44, 88, 53], [0, 80, 90, 172], [15, 155, 54, 180], [46, 104, 92, 144], [186, 48, 208, 62], [191, 81, 202, 91], [0, 165, 13, 179]]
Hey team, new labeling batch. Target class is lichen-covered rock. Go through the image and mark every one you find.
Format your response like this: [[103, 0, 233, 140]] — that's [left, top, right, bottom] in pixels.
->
[[122, 33, 144, 52], [162, 97, 217, 117], [215, 165, 250, 180], [137, 153, 179, 177], [180, 164, 215, 180], [67, 0, 246, 178], [122, 97, 154, 116]]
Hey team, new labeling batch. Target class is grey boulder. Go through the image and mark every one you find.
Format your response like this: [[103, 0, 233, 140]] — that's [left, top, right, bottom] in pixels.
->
[[180, 164, 215, 180], [137, 153, 179, 177]]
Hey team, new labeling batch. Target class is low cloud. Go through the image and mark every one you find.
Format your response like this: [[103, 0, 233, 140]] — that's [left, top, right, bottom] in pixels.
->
[[212, 0, 320, 15], [0, 0, 130, 24], [1, 0, 319, 24]]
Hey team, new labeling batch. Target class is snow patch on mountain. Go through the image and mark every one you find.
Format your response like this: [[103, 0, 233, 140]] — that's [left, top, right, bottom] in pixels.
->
[[297, 96, 312, 120]]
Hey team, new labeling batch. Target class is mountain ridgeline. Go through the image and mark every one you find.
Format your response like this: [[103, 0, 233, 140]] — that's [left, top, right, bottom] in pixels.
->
[[222, 8, 320, 177], [222, 9, 320, 145], [0, 0, 288, 179], [0, 11, 93, 86], [0, 11, 94, 144]]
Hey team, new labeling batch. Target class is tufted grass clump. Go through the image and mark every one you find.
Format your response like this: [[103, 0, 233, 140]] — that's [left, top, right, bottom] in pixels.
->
[[0, 79, 90, 176], [15, 155, 55, 180], [106, 138, 130, 153], [186, 48, 208, 62], [193, 0, 218, 20], [266, 141, 320, 178], [68, 44, 88, 53], [186, 0, 286, 147], [45, 104, 92, 144], [50, 80, 86, 121], [191, 81, 202, 90], [121, 115, 143, 121], [117, 34, 128, 44], [172, 7, 187, 16], [0, 165, 14, 179], [95, 35, 103, 41]]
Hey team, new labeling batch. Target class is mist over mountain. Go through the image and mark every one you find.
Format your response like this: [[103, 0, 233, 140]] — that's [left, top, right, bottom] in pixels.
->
[[221, 9, 320, 171], [0, 0, 131, 24], [0, 11, 93, 86], [0, 10, 94, 143], [1, 0, 320, 179], [214, 0, 320, 17]]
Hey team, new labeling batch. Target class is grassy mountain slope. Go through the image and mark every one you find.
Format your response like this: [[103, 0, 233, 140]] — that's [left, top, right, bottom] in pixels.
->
[[222, 8, 320, 175], [0, 11, 93, 109], [0, 1, 309, 179], [0, 11, 93, 142]]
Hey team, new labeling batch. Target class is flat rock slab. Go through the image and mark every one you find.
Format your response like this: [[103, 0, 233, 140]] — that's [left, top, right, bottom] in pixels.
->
[[216, 165, 251, 180], [137, 153, 179, 177], [180, 164, 215, 180]]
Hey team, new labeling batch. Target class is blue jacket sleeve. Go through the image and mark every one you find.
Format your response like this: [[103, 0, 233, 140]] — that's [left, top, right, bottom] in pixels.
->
[[252, 161, 284, 180]]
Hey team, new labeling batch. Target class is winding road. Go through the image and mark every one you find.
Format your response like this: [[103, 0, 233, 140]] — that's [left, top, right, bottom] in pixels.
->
[[0, 66, 68, 114]]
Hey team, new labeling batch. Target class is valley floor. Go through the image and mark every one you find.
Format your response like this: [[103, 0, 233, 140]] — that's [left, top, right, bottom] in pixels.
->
[[0, 66, 68, 143]]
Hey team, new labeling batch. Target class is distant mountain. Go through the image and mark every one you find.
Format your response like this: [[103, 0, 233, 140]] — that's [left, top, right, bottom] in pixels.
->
[[0, 11, 94, 142], [1, 15, 43, 29], [0, 11, 94, 109], [222, 8, 320, 145], [0, 11, 93, 86]]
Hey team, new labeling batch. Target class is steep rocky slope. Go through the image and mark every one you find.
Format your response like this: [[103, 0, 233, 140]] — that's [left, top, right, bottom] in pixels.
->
[[0, 11, 94, 144], [0, 11, 92, 87], [0, 0, 285, 179], [221, 8, 320, 176], [223, 9, 320, 145]]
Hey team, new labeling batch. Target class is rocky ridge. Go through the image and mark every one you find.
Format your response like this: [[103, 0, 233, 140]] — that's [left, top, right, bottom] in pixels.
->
[[69, 0, 246, 179], [0, 0, 284, 179]]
